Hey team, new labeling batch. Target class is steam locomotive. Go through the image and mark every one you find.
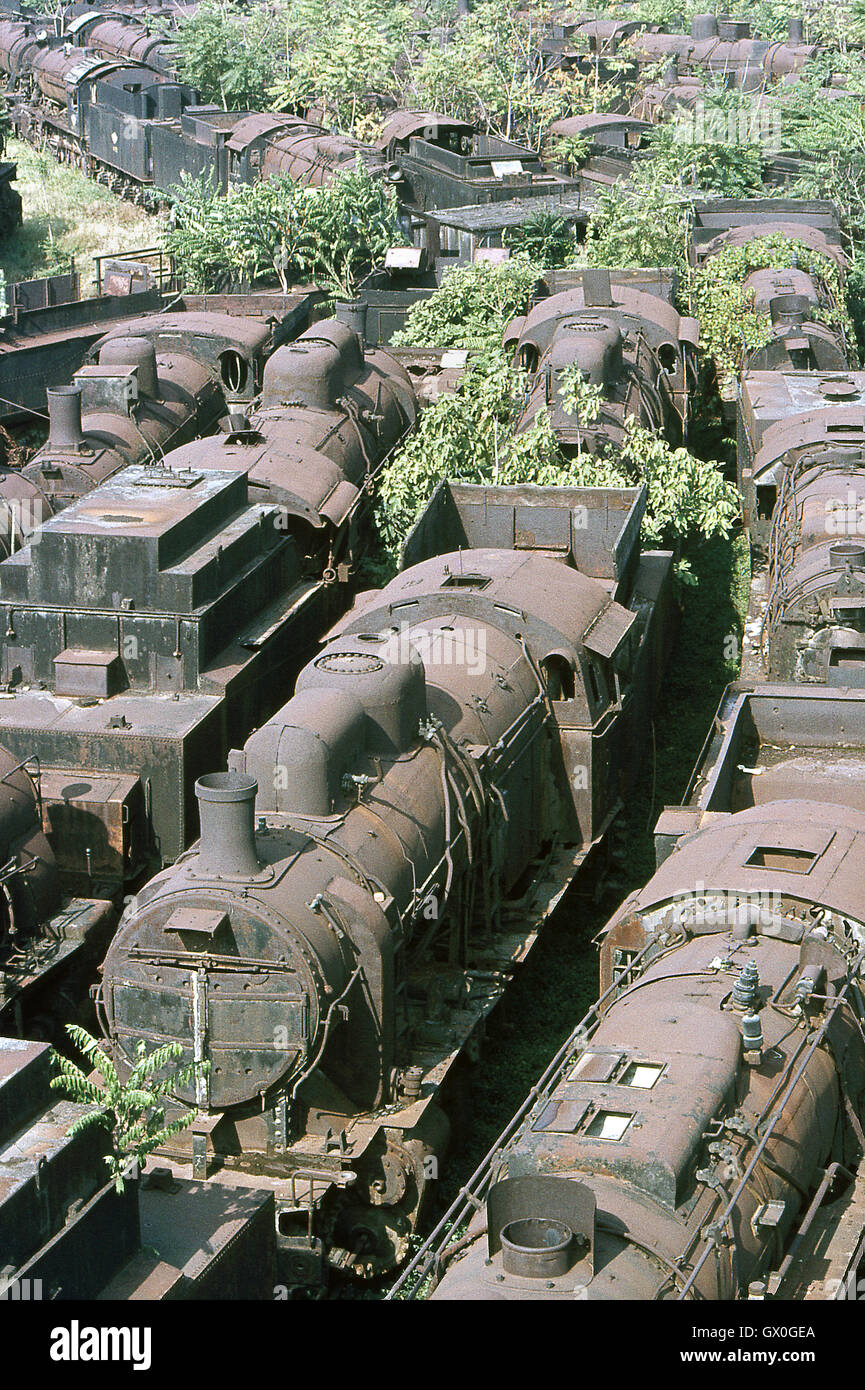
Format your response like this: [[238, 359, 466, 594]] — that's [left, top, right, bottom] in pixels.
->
[[0, 316, 419, 888], [504, 267, 699, 453], [96, 475, 677, 1286], [398, 790, 865, 1300]]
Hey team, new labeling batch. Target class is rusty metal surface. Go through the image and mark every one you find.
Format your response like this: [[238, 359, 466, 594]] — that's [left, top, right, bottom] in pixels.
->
[[406, 792, 865, 1300], [375, 109, 474, 152], [550, 113, 651, 141], [506, 271, 698, 451], [8, 308, 278, 511], [98, 477, 675, 1283], [160, 319, 417, 552], [76, 17, 176, 71], [0, 319, 420, 871], [690, 198, 846, 269]]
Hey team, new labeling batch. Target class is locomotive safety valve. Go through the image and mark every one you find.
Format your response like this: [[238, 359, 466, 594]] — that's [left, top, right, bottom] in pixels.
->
[[731, 959, 760, 1011], [741, 1010, 764, 1064]]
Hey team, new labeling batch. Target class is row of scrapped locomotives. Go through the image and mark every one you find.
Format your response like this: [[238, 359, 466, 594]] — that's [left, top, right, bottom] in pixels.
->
[[390, 199, 865, 1303], [0, 269, 690, 1291], [691, 198, 865, 687], [0, 311, 420, 1039], [549, 12, 824, 85], [0, 11, 578, 237]]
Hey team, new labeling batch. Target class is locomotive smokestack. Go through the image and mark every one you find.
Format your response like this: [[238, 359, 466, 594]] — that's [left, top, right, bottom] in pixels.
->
[[335, 298, 368, 344], [788, 15, 804, 43], [194, 772, 260, 878], [47, 385, 84, 452], [583, 268, 613, 308], [769, 292, 809, 327]]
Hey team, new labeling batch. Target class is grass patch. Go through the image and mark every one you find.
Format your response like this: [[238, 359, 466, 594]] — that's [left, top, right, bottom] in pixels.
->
[[0, 139, 163, 291]]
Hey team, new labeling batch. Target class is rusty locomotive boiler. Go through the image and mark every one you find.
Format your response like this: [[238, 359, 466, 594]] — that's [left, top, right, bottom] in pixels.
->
[[397, 771, 865, 1299], [621, 14, 819, 89], [736, 366, 865, 684], [504, 268, 699, 454], [0, 319, 420, 883], [97, 477, 677, 1287], [691, 199, 850, 389], [0, 309, 280, 531], [152, 318, 418, 583], [65, 10, 180, 75]]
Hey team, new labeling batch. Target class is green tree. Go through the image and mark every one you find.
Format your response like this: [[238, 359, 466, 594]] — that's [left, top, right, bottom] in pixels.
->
[[375, 347, 737, 567], [392, 255, 542, 351], [405, 0, 621, 150], [165, 164, 405, 296], [50, 1025, 208, 1192], [172, 0, 288, 110], [503, 210, 578, 268], [269, 0, 413, 133], [586, 180, 691, 274]]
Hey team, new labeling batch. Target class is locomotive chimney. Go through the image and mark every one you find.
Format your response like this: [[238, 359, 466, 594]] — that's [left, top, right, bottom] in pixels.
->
[[769, 292, 809, 326], [830, 541, 865, 569], [47, 385, 84, 452], [194, 772, 260, 878], [335, 298, 369, 344], [788, 15, 804, 43]]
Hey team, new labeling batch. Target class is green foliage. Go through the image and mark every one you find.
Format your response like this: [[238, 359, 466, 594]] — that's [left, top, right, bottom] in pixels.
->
[[774, 60, 865, 248], [614, 418, 739, 547], [406, 0, 621, 149], [269, 0, 413, 132], [609, 0, 865, 43], [546, 132, 591, 171], [392, 255, 541, 351], [502, 210, 577, 268], [165, 164, 405, 296], [586, 86, 765, 277], [375, 347, 737, 566], [50, 1025, 207, 1192], [171, 0, 287, 110], [689, 233, 853, 389], [642, 111, 765, 197], [847, 256, 865, 359], [586, 180, 691, 274]]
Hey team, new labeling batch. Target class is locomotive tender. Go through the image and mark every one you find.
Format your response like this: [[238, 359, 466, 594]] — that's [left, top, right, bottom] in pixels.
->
[[391, 197, 865, 1302]]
